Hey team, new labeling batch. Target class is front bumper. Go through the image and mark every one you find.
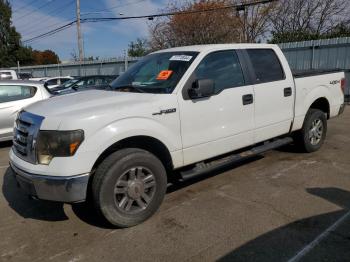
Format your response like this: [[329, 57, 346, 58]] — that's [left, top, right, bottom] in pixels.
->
[[10, 162, 90, 203]]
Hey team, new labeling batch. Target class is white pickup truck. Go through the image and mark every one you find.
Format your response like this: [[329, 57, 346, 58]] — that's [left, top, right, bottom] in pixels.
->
[[10, 44, 345, 227]]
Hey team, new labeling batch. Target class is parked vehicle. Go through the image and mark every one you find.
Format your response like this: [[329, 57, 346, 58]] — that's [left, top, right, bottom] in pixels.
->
[[10, 44, 345, 227], [0, 70, 18, 80], [0, 80, 51, 141], [29, 77, 47, 81], [18, 72, 33, 80], [43, 76, 74, 89], [51, 75, 116, 94]]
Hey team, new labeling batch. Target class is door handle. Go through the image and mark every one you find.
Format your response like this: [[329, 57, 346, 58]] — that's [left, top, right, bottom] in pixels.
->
[[242, 94, 253, 105], [284, 87, 292, 97]]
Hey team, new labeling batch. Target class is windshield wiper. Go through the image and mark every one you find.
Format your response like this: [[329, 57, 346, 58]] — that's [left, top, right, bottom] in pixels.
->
[[112, 85, 146, 93]]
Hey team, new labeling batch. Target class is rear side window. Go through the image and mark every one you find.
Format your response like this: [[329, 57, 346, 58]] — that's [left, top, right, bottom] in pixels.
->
[[46, 79, 58, 85], [0, 85, 37, 103], [194, 50, 245, 93], [246, 49, 285, 83], [61, 78, 71, 84], [0, 72, 12, 80]]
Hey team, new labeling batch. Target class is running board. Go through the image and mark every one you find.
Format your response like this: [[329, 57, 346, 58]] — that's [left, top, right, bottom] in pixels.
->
[[180, 137, 293, 181]]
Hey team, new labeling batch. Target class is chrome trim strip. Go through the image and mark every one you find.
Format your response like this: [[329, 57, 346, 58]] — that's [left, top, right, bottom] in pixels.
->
[[13, 111, 45, 164]]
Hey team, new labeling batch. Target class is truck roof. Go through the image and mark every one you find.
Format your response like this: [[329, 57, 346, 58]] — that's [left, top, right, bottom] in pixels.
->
[[154, 43, 278, 53]]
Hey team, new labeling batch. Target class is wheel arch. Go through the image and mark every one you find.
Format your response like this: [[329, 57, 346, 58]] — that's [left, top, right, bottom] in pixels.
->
[[309, 97, 330, 119], [91, 135, 174, 174]]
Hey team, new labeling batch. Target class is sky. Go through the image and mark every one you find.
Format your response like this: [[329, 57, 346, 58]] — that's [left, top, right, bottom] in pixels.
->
[[10, 0, 168, 61]]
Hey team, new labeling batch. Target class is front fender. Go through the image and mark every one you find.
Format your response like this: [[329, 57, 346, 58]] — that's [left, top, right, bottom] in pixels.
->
[[78, 117, 183, 170]]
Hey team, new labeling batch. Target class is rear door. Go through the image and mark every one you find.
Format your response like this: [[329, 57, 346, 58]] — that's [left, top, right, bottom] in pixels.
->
[[178, 50, 255, 165], [244, 48, 295, 143]]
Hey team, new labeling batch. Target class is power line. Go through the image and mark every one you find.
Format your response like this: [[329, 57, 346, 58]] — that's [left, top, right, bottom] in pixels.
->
[[22, 18, 75, 40], [23, 0, 277, 44], [81, 0, 147, 15], [23, 20, 77, 44], [20, 0, 75, 37], [12, 0, 39, 13], [82, 0, 277, 22], [15, 0, 59, 23]]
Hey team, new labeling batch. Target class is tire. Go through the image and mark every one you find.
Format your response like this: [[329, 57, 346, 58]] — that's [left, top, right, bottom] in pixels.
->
[[293, 109, 327, 153], [92, 148, 167, 228]]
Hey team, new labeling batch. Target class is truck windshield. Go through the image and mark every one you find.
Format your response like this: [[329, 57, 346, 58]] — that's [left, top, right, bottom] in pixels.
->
[[110, 51, 198, 94]]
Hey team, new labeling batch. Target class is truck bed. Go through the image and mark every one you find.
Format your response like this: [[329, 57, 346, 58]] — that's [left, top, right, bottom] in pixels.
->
[[292, 69, 343, 78]]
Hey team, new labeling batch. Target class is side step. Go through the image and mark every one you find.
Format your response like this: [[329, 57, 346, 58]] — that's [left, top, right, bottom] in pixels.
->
[[180, 137, 293, 180]]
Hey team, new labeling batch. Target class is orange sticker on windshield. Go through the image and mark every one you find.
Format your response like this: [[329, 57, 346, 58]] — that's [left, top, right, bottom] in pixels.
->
[[157, 70, 173, 80]]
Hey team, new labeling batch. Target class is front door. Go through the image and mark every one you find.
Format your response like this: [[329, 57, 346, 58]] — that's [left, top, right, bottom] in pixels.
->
[[178, 50, 255, 166]]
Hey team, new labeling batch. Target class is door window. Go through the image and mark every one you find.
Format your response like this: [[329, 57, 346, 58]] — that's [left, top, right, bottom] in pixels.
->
[[246, 49, 285, 83], [46, 79, 58, 85], [194, 50, 245, 93], [0, 85, 37, 103]]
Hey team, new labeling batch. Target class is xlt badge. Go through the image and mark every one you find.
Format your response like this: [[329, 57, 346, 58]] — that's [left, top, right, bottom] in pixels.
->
[[330, 80, 340, 85], [152, 108, 177, 115]]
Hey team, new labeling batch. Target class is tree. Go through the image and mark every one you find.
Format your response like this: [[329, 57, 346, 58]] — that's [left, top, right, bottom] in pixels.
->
[[0, 1, 61, 67], [269, 0, 348, 43], [236, 0, 275, 43], [128, 38, 149, 57], [149, 0, 242, 51], [1, 0, 18, 67], [32, 49, 60, 65], [70, 49, 78, 61]]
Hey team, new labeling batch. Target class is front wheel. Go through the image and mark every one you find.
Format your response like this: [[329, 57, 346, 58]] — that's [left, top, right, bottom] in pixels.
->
[[92, 148, 167, 227], [293, 109, 327, 153]]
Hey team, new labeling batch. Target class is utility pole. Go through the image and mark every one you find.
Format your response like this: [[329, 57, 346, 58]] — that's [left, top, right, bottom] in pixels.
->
[[124, 50, 128, 72], [76, 0, 83, 63]]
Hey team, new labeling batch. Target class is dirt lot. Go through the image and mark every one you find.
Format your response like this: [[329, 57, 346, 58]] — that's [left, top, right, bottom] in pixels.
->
[[1, 108, 349, 262]]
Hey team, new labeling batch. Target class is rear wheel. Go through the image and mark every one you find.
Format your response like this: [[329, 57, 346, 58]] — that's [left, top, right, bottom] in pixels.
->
[[294, 109, 327, 152], [92, 148, 167, 227]]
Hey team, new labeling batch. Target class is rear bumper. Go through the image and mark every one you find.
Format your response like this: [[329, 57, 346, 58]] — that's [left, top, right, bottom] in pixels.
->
[[10, 161, 90, 203]]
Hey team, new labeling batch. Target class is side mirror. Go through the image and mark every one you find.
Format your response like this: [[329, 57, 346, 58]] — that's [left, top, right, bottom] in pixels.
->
[[188, 79, 215, 99]]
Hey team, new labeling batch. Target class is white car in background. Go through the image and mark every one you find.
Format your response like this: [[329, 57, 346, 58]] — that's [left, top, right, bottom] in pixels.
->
[[0, 70, 18, 80], [0, 80, 51, 141], [29, 77, 47, 81]]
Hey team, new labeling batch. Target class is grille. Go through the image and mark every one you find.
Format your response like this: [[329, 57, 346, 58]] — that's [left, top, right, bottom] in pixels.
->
[[13, 111, 44, 164]]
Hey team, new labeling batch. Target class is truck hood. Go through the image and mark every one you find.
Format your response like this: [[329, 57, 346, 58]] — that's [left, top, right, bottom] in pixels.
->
[[26, 90, 155, 117], [24, 90, 165, 130]]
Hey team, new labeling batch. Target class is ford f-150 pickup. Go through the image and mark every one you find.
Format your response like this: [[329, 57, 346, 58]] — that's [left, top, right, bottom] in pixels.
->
[[10, 44, 346, 227]]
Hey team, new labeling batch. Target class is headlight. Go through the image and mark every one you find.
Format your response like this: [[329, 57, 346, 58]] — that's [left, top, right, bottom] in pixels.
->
[[36, 130, 84, 165]]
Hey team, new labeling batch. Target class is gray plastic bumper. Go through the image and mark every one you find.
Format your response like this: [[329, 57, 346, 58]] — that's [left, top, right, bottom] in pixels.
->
[[10, 162, 90, 203]]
